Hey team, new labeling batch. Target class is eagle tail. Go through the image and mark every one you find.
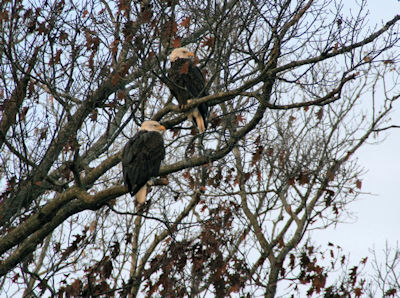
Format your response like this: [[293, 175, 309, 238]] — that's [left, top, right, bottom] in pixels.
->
[[135, 185, 147, 204], [192, 108, 206, 133]]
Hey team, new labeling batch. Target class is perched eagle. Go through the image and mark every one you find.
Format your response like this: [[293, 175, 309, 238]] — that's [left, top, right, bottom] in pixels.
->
[[168, 47, 208, 133], [122, 120, 166, 204]]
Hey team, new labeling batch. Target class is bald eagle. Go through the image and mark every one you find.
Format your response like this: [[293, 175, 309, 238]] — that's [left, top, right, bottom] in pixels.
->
[[168, 47, 208, 133], [122, 121, 166, 204]]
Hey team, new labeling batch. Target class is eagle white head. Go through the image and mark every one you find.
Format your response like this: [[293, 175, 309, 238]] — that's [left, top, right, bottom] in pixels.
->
[[139, 120, 166, 132], [169, 47, 195, 62]]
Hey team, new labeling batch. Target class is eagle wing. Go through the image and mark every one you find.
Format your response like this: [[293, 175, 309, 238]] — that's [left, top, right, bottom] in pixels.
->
[[122, 131, 165, 194], [168, 59, 209, 132], [187, 62, 207, 97], [168, 59, 206, 103]]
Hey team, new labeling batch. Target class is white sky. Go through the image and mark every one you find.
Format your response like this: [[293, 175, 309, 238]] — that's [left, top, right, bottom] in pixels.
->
[[313, 0, 400, 277]]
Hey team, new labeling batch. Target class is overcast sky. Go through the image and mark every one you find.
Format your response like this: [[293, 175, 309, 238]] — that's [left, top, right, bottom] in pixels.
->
[[313, 0, 400, 278]]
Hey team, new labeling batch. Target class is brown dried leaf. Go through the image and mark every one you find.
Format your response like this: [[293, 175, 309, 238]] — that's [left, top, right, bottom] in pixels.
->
[[278, 237, 285, 248], [140, 7, 153, 23], [0, 11, 8, 21], [101, 259, 113, 279], [110, 39, 120, 54], [298, 171, 310, 185], [59, 31, 68, 42], [355, 179, 362, 189], [37, 22, 47, 35], [182, 171, 191, 180], [20, 106, 29, 121], [311, 274, 326, 293], [116, 90, 126, 100], [364, 56, 372, 63], [90, 110, 98, 122], [180, 17, 190, 27], [251, 146, 264, 166], [229, 283, 240, 293], [327, 169, 335, 181], [111, 73, 121, 86], [172, 37, 181, 48], [235, 114, 245, 124], [66, 279, 81, 296], [334, 42, 339, 52], [201, 36, 214, 49], [384, 289, 397, 297], [53, 242, 61, 253], [39, 127, 48, 141], [256, 169, 262, 182], [289, 253, 295, 269], [316, 108, 323, 120], [54, 49, 62, 64], [383, 59, 395, 65], [89, 220, 97, 232]]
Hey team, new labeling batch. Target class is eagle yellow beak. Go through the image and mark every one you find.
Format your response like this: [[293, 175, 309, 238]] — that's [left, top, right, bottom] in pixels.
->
[[187, 51, 195, 57], [158, 125, 166, 131]]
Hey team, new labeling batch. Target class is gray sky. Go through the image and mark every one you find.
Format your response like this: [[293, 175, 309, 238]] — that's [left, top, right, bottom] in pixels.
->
[[313, 0, 400, 276]]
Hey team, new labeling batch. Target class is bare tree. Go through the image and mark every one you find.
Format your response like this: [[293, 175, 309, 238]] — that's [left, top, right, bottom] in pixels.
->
[[0, 0, 400, 296], [364, 243, 400, 297]]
